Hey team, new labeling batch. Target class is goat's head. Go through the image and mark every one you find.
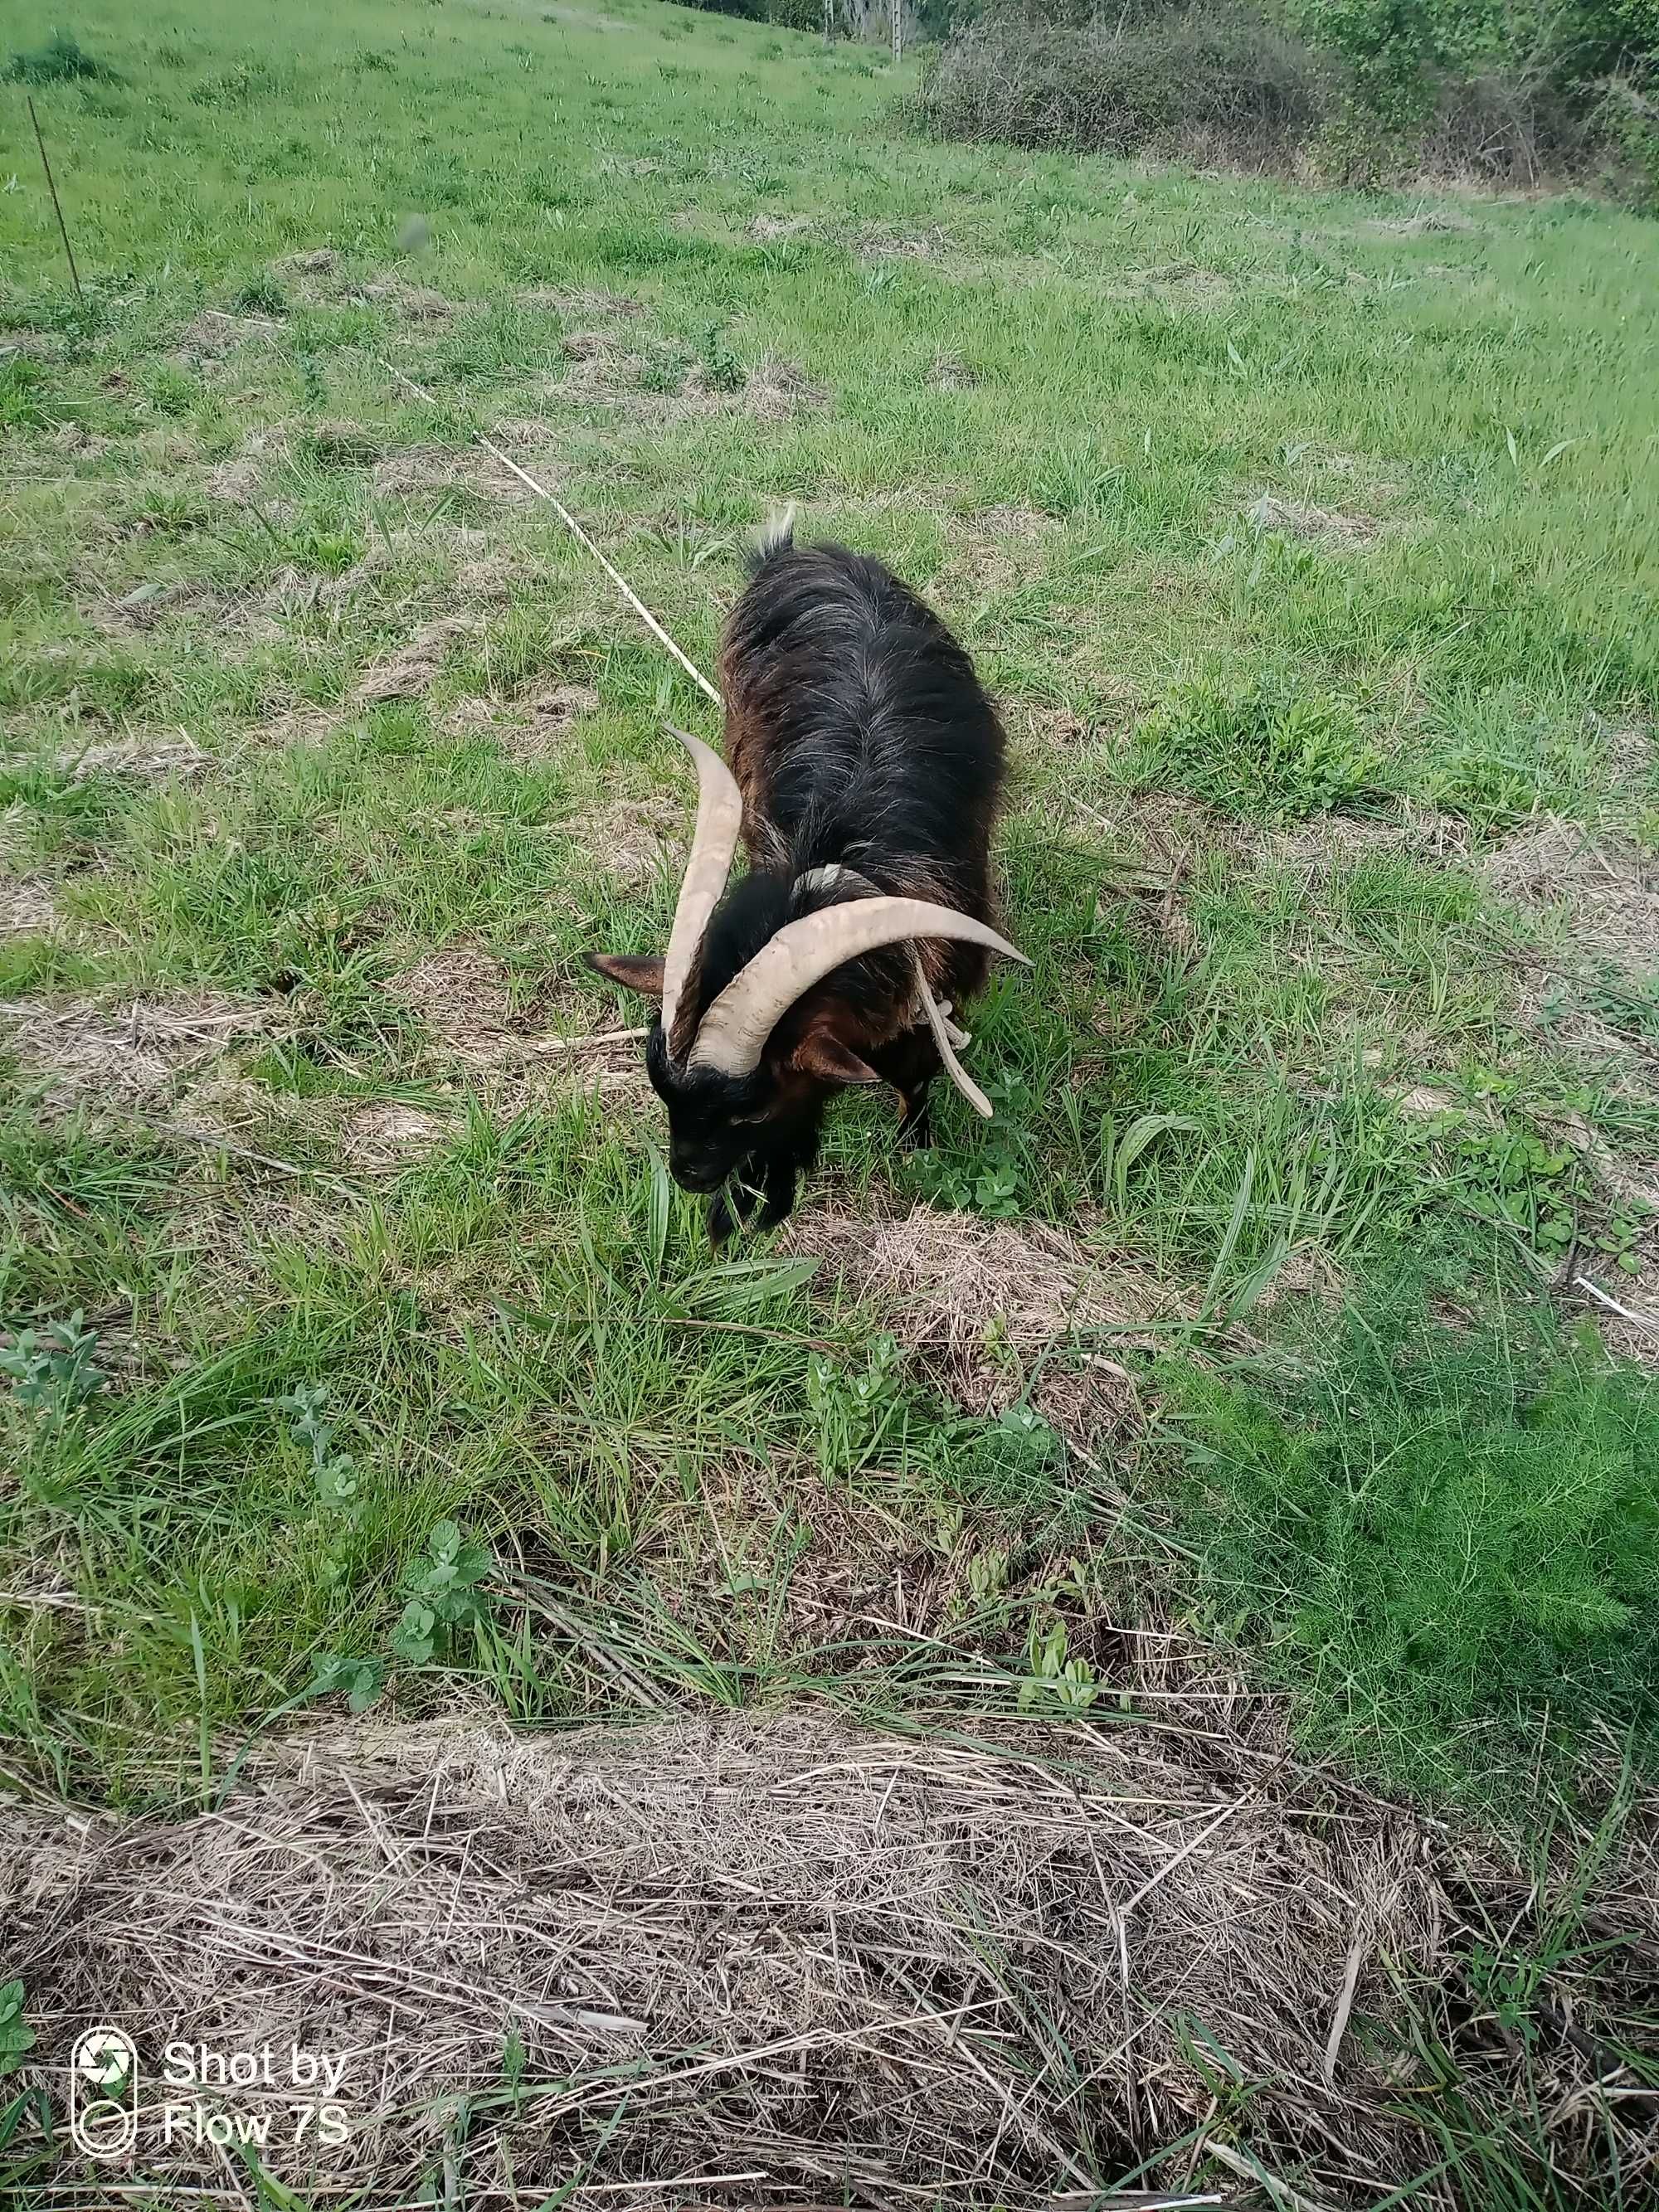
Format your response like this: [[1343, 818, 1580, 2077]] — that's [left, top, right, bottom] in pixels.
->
[[587, 727, 1026, 1196]]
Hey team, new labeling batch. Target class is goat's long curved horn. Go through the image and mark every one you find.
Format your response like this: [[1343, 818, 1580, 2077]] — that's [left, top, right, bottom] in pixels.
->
[[687, 898, 1029, 1076], [659, 724, 744, 1054]]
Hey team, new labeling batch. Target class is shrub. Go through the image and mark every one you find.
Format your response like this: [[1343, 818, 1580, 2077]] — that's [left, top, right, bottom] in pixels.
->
[[918, 0, 1659, 196], [4, 28, 116, 84], [918, 6, 1332, 171], [1593, 73, 1659, 209], [675, 0, 820, 29]]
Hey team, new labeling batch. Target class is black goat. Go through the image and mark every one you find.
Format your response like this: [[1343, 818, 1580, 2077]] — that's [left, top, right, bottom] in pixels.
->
[[588, 518, 1026, 1240]]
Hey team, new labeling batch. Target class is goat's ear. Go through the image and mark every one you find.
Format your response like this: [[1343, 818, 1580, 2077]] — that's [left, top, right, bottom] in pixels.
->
[[586, 952, 666, 999], [791, 1028, 882, 1087]]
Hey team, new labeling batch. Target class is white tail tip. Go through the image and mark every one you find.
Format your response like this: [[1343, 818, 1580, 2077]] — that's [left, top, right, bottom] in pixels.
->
[[752, 503, 797, 562]]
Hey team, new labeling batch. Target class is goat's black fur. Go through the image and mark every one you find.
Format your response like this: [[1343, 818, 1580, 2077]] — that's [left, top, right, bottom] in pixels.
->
[[593, 523, 1008, 1238]]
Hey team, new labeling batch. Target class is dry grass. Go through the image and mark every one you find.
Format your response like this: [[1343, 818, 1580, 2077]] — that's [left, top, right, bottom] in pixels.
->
[[53, 732, 212, 781], [0, 994, 272, 1113], [355, 615, 479, 704], [1244, 492, 1384, 548], [786, 1203, 1178, 1441], [370, 446, 546, 505], [488, 679, 602, 759], [0, 1709, 1443, 2206], [387, 942, 645, 1098], [1485, 817, 1659, 989], [563, 789, 683, 886], [0, 875, 60, 937], [8, 1709, 1652, 2208], [387, 945, 518, 1060], [338, 1097, 452, 1165]]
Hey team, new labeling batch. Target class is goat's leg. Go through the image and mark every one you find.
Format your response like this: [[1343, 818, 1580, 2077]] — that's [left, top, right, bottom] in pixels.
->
[[758, 1146, 800, 1228], [869, 1028, 944, 1148], [758, 1102, 826, 1228]]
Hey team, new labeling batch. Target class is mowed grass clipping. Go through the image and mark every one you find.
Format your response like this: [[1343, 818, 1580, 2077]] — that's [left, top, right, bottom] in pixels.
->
[[0, 0, 1657, 1819]]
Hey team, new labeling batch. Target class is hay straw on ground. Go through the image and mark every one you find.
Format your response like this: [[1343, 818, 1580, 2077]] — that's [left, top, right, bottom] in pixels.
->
[[786, 1205, 1180, 1441], [8, 1709, 1656, 2208], [7, 1709, 1442, 2208], [1484, 817, 1659, 989], [0, 993, 273, 1112]]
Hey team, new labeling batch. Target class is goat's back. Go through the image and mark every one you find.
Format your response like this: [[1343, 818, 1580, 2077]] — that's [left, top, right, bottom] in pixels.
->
[[719, 537, 1005, 907]]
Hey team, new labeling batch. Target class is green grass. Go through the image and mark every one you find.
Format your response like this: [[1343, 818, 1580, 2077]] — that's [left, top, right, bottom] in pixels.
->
[[2, 1104, 1101, 1801], [1160, 1279, 1659, 1810], [1, 0, 1657, 1838]]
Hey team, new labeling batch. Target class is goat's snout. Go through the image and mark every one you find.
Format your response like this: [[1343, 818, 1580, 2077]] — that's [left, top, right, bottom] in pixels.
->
[[668, 1132, 738, 1194], [669, 1150, 727, 1194]]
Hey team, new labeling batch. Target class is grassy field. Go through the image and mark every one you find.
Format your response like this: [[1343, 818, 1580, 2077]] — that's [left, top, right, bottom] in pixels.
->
[[2, 0, 1659, 2198]]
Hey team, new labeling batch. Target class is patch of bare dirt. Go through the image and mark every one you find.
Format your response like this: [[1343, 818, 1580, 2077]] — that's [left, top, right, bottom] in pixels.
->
[[1484, 819, 1659, 989], [1008, 690, 1142, 754], [1387, 1080, 1463, 1117], [301, 525, 506, 614], [202, 426, 292, 506], [975, 503, 1053, 541], [370, 445, 548, 506], [454, 552, 519, 605], [47, 421, 111, 461], [786, 1205, 1183, 1443], [355, 617, 477, 704], [171, 310, 281, 367], [389, 946, 515, 1057], [204, 454, 265, 503], [304, 418, 386, 469], [0, 332, 61, 362], [859, 222, 954, 260], [0, 876, 59, 937], [353, 275, 459, 323], [440, 697, 504, 737], [748, 212, 812, 242], [261, 566, 330, 618], [1112, 264, 1238, 307], [387, 942, 645, 1100], [1246, 491, 1384, 547], [1569, 1263, 1659, 1371], [1268, 805, 1471, 872], [1367, 207, 1482, 236], [1591, 712, 1654, 787], [275, 247, 339, 278], [514, 284, 645, 321], [937, 508, 1059, 602], [0, 994, 271, 1113], [83, 581, 217, 636], [736, 354, 828, 421], [241, 702, 341, 754], [927, 350, 980, 391], [56, 735, 212, 783], [547, 326, 826, 424]]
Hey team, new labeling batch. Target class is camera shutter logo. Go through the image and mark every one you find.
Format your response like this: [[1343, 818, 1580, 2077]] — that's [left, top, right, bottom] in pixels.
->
[[69, 2025, 139, 2160]]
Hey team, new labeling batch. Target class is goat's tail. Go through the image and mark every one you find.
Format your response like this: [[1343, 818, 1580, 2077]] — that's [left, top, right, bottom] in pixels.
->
[[747, 502, 797, 572]]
